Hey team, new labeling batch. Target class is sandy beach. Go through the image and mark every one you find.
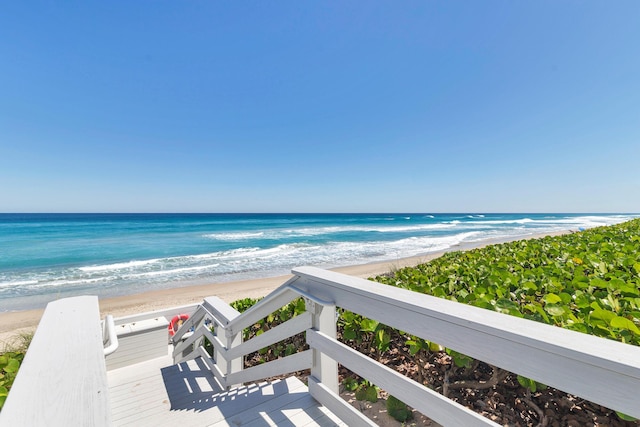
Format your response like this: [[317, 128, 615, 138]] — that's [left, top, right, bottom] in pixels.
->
[[0, 231, 568, 344]]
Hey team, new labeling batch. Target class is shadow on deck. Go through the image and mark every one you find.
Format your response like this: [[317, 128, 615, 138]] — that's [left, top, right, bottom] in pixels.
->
[[108, 355, 345, 427]]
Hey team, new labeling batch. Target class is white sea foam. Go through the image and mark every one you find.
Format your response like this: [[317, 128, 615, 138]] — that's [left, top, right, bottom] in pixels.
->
[[202, 224, 459, 241], [3, 213, 637, 310], [0, 279, 39, 289], [467, 218, 534, 225], [79, 259, 161, 272], [204, 232, 265, 240], [123, 264, 220, 279], [29, 277, 108, 289], [468, 215, 633, 228]]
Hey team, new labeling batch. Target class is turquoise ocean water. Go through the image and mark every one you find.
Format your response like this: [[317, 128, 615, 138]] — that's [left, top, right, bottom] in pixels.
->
[[0, 213, 636, 312]]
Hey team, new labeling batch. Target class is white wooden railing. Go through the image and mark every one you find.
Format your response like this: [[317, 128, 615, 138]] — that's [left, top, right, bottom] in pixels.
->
[[4, 268, 640, 426], [172, 266, 640, 427], [0, 296, 111, 427]]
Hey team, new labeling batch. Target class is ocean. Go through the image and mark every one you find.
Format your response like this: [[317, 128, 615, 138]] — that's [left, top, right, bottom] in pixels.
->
[[0, 213, 636, 312]]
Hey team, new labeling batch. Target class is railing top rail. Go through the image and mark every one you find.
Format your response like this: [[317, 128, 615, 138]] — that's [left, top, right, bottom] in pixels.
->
[[0, 296, 110, 427], [203, 296, 241, 326], [224, 280, 302, 335]]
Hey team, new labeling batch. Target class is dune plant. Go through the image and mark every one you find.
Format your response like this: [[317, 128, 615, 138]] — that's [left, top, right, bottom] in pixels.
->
[[386, 395, 413, 423], [0, 332, 31, 411], [376, 219, 640, 345], [0, 352, 23, 410], [371, 218, 640, 422]]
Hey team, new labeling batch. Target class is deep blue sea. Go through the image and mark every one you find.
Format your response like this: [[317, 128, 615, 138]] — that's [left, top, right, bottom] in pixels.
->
[[0, 213, 636, 312]]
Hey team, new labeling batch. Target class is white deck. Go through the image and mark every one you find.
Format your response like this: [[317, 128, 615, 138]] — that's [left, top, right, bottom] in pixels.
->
[[107, 355, 347, 427]]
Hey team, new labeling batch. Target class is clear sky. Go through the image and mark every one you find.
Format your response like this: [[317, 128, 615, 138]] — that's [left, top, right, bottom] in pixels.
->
[[1, 2, 638, 213]]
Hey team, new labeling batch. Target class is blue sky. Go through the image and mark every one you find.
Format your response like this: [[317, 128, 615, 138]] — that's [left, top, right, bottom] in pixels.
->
[[1, 2, 638, 213]]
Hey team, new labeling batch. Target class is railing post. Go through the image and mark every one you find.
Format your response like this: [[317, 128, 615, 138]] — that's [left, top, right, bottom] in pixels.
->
[[307, 298, 339, 394], [224, 328, 243, 388]]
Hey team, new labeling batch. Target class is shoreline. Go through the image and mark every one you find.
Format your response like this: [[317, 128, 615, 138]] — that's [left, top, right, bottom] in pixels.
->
[[0, 230, 569, 343]]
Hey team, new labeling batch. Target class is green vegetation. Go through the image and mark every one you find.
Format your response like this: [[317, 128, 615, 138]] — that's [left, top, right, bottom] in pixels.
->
[[374, 218, 640, 345], [386, 395, 413, 423], [0, 332, 32, 411], [0, 352, 23, 410]]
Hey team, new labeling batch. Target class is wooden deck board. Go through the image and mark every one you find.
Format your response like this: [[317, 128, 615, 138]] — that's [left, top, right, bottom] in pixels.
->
[[107, 356, 346, 427]]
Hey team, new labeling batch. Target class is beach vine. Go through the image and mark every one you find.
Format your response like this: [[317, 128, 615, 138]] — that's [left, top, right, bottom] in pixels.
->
[[0, 333, 31, 411]]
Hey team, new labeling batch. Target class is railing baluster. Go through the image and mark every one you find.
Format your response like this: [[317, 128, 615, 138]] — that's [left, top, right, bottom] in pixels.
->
[[306, 297, 338, 395], [224, 329, 243, 388]]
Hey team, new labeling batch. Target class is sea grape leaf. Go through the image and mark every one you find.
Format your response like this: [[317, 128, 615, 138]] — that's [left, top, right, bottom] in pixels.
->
[[355, 384, 378, 402], [342, 377, 358, 391], [598, 262, 608, 274], [294, 298, 306, 315], [354, 386, 367, 401], [428, 341, 444, 352], [590, 308, 616, 324], [616, 411, 637, 421], [544, 304, 565, 317], [610, 316, 640, 335], [343, 328, 357, 340], [405, 339, 422, 355], [573, 293, 591, 309], [496, 299, 523, 317], [447, 349, 473, 368], [360, 319, 379, 332], [387, 395, 413, 422], [375, 329, 391, 352], [472, 300, 494, 310], [3, 358, 19, 374], [365, 385, 378, 402], [517, 375, 537, 392], [544, 294, 562, 304], [559, 293, 572, 304], [618, 283, 640, 297]]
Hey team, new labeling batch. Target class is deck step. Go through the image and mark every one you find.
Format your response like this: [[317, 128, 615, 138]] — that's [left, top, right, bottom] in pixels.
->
[[107, 356, 346, 427]]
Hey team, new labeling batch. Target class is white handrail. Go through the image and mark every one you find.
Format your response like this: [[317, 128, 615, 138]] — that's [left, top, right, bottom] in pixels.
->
[[102, 314, 119, 356], [168, 266, 640, 425], [0, 296, 110, 426]]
